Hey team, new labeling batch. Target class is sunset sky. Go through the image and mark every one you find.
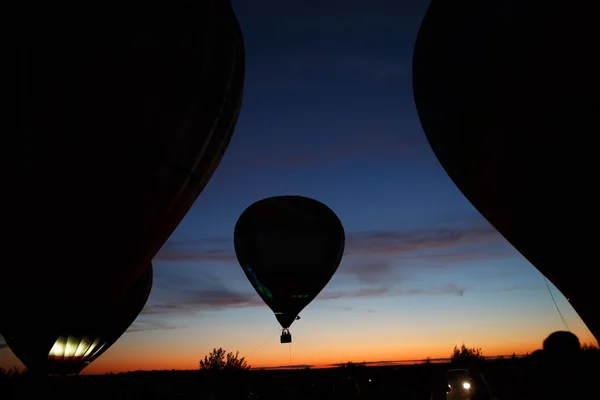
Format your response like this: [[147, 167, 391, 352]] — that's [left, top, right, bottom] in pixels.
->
[[1, 0, 594, 374]]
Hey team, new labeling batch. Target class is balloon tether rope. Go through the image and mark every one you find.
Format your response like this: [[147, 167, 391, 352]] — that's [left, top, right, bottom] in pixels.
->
[[291, 333, 318, 367], [544, 277, 570, 331], [247, 331, 279, 357]]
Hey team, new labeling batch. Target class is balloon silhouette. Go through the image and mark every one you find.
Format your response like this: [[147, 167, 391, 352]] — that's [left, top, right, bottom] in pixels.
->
[[412, 0, 599, 341], [234, 196, 345, 343], [1, 264, 153, 376], [5, 0, 245, 309]]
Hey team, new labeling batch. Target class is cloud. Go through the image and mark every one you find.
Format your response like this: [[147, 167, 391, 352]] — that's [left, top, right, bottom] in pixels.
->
[[142, 282, 467, 317], [401, 284, 466, 297], [345, 225, 501, 256], [143, 269, 266, 317], [321, 282, 542, 300], [155, 240, 235, 263], [318, 284, 467, 301], [127, 320, 182, 333], [318, 288, 391, 301], [152, 223, 513, 301], [141, 288, 264, 316], [145, 223, 516, 315], [340, 225, 509, 284], [156, 224, 505, 265], [495, 284, 544, 293], [342, 260, 396, 284], [129, 278, 533, 319], [323, 305, 376, 313]]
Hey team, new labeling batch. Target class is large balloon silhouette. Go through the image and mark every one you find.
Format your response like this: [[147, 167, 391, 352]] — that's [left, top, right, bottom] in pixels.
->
[[5, 0, 245, 309], [412, 1, 598, 341], [1, 264, 153, 375], [234, 196, 345, 343]]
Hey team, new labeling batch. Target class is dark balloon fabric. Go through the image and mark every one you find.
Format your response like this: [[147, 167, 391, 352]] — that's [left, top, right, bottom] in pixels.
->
[[4, 0, 245, 308], [412, 1, 598, 341], [0, 264, 153, 375], [234, 196, 345, 329]]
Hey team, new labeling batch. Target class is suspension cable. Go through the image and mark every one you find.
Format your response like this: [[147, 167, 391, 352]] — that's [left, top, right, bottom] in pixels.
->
[[247, 331, 279, 358], [291, 333, 318, 367], [544, 277, 570, 331]]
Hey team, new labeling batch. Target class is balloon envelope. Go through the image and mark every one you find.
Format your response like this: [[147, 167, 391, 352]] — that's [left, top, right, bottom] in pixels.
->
[[1, 264, 153, 375], [412, 0, 598, 341], [234, 196, 345, 329], [5, 0, 245, 307]]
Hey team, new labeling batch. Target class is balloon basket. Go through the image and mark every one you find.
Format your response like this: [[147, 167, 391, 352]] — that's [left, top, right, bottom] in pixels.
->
[[280, 329, 291, 344]]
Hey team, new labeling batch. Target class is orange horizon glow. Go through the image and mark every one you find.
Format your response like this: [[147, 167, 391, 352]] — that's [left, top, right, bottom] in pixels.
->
[[5, 258, 596, 377], [77, 340, 595, 375], [2, 306, 596, 376], [2, 329, 597, 375], [76, 348, 539, 375]]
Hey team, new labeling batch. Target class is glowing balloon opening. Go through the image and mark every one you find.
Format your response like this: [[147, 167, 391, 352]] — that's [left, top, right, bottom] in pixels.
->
[[48, 335, 107, 361]]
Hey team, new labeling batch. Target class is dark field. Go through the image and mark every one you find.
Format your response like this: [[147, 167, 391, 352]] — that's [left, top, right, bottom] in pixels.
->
[[1, 358, 579, 400]]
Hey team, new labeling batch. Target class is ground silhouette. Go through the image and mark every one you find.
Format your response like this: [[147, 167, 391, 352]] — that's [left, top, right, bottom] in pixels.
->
[[1, 331, 598, 399]]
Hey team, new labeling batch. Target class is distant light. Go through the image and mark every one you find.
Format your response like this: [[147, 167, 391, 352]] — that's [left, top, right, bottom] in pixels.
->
[[463, 382, 471, 389], [368, 379, 372, 383]]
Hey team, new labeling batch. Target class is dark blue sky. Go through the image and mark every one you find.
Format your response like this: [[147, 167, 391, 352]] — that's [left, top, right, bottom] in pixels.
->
[[1, 0, 592, 373], [192, 0, 473, 236]]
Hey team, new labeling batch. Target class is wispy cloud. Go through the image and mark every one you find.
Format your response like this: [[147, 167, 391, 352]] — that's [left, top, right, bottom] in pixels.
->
[[345, 225, 501, 256], [324, 305, 376, 313], [319, 284, 467, 299], [342, 260, 397, 284], [351, 251, 509, 274], [156, 224, 505, 265], [318, 288, 391, 300], [339, 225, 509, 283], [127, 320, 182, 333], [141, 288, 264, 317], [155, 241, 235, 263], [401, 284, 466, 297], [143, 286, 395, 317], [144, 281, 477, 318], [495, 284, 544, 293], [144, 223, 518, 317]]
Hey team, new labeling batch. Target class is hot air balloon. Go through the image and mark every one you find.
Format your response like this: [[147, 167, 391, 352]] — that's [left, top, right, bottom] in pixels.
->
[[0, 264, 153, 376], [4, 0, 245, 311], [412, 1, 599, 341], [234, 196, 345, 343]]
